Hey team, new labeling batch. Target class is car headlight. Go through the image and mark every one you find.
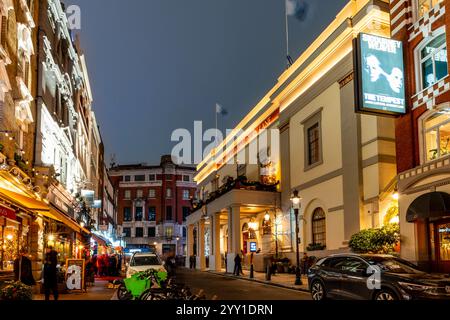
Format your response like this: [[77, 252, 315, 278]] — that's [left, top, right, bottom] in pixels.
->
[[399, 282, 436, 293]]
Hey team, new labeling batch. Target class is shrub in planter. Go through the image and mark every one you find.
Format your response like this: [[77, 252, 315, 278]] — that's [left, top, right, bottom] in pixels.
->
[[306, 243, 326, 251], [1, 281, 33, 301], [349, 224, 400, 254]]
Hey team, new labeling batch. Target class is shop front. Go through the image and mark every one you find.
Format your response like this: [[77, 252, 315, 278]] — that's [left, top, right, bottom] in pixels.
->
[[405, 192, 450, 273]]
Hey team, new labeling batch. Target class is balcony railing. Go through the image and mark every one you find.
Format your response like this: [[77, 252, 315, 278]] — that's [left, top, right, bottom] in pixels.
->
[[398, 155, 450, 182]]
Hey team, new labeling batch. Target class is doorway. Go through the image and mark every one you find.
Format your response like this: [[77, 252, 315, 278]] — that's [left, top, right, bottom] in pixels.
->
[[430, 219, 450, 273]]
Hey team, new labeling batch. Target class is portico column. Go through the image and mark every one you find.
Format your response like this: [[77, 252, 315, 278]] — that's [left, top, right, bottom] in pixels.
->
[[209, 213, 221, 271], [226, 205, 241, 273], [186, 224, 194, 268], [197, 219, 206, 270]]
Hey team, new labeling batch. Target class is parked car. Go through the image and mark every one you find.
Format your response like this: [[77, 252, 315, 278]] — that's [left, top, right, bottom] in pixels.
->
[[126, 253, 165, 278], [308, 253, 450, 300]]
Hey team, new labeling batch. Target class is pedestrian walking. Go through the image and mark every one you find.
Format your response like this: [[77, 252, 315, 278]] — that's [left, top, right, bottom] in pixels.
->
[[43, 246, 59, 301], [14, 248, 35, 287]]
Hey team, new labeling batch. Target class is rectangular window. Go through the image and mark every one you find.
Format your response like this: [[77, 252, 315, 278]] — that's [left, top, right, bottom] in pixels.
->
[[420, 33, 448, 90], [135, 227, 143, 238], [183, 175, 190, 182], [182, 227, 187, 238], [124, 176, 131, 182], [135, 175, 145, 182], [148, 207, 156, 222], [135, 207, 143, 221], [166, 188, 172, 198], [136, 189, 143, 198], [166, 206, 173, 221], [123, 207, 132, 222], [123, 227, 131, 238], [148, 227, 156, 238], [308, 123, 320, 166], [165, 226, 174, 238], [148, 189, 156, 198], [182, 190, 190, 200], [124, 190, 131, 200], [182, 207, 190, 221], [149, 174, 156, 181]]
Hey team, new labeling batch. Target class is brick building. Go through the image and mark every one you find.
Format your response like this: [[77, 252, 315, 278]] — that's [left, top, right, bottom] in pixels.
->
[[109, 155, 196, 257], [390, 0, 450, 272]]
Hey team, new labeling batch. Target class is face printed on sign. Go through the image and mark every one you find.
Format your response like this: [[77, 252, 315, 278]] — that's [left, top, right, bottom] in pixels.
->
[[365, 54, 383, 82], [387, 68, 404, 94]]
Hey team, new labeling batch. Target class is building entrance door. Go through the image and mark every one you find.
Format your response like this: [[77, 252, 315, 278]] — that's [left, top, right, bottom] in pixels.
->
[[430, 220, 450, 273]]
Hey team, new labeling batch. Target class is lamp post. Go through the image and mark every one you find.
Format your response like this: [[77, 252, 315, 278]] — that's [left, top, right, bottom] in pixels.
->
[[291, 190, 302, 286]]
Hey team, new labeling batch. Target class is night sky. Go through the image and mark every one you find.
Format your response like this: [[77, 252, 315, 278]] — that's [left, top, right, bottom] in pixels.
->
[[67, 0, 347, 166]]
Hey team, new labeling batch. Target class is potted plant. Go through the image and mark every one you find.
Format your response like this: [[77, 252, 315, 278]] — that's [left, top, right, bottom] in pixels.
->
[[1, 281, 33, 301], [307, 243, 326, 251]]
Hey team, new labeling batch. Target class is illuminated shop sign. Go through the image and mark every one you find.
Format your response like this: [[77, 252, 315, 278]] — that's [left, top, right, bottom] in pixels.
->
[[354, 33, 406, 116]]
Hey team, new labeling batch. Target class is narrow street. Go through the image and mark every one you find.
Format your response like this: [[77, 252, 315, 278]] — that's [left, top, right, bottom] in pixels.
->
[[174, 269, 312, 301]]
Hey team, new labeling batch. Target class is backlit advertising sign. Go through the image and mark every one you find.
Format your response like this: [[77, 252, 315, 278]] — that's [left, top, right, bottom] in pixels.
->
[[354, 33, 406, 116]]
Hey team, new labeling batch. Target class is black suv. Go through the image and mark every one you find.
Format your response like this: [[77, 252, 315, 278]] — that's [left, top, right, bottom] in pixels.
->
[[308, 254, 450, 300]]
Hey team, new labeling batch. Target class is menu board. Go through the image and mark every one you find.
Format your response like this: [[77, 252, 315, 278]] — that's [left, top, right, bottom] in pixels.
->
[[65, 259, 86, 292]]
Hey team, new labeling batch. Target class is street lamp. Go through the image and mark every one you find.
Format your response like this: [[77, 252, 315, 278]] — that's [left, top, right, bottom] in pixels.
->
[[290, 190, 302, 286]]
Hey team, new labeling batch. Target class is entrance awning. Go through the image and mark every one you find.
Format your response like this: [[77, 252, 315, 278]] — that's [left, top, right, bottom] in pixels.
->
[[0, 187, 49, 212], [406, 192, 450, 222], [91, 233, 111, 247], [37, 206, 91, 235]]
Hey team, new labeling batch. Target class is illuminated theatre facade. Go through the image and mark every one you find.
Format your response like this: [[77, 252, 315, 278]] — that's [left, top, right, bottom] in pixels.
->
[[390, 0, 450, 273], [186, 0, 400, 272]]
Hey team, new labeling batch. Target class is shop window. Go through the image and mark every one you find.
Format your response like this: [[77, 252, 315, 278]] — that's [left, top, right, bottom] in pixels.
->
[[123, 227, 131, 238], [418, 32, 448, 90], [148, 227, 156, 238], [148, 207, 156, 222], [135, 227, 143, 238], [182, 190, 190, 200], [417, 0, 443, 18], [148, 189, 156, 198], [135, 207, 143, 221], [123, 207, 132, 222], [438, 223, 450, 261], [424, 107, 450, 161], [312, 208, 326, 246]]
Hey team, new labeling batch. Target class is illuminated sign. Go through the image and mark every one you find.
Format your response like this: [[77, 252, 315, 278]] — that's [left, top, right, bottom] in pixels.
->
[[354, 33, 406, 116], [81, 190, 95, 204], [250, 242, 257, 253]]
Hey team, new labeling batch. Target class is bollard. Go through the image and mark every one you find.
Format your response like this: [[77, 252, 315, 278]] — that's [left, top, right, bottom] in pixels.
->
[[250, 264, 254, 279], [266, 265, 271, 281]]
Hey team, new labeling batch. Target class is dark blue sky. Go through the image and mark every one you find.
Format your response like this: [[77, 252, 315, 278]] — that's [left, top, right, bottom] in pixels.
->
[[68, 0, 347, 165]]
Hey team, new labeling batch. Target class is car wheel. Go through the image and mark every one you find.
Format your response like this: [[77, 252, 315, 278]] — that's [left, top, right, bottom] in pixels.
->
[[374, 289, 398, 301], [311, 281, 326, 301]]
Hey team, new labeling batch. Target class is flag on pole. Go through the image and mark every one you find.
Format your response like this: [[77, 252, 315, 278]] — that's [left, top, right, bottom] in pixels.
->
[[216, 103, 228, 116], [286, 0, 309, 21]]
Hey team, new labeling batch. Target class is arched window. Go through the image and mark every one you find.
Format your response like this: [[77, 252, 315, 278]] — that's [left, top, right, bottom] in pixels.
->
[[312, 208, 326, 246], [424, 106, 450, 161]]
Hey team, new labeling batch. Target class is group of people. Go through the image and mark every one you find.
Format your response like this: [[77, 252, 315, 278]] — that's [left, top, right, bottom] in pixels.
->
[[85, 253, 122, 278], [13, 246, 59, 301]]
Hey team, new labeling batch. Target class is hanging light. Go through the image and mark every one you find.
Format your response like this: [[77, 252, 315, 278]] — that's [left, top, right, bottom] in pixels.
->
[[48, 234, 55, 241], [392, 192, 399, 201], [264, 212, 271, 221], [6, 234, 13, 241]]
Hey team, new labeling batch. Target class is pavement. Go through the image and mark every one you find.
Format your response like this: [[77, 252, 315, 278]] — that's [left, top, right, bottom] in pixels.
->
[[207, 268, 310, 293], [33, 280, 116, 301]]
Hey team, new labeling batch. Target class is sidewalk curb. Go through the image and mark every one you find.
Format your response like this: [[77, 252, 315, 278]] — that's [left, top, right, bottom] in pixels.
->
[[206, 271, 310, 294]]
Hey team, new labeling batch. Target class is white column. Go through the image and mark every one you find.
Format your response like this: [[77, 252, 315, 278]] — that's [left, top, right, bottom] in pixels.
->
[[226, 205, 241, 273], [186, 224, 194, 268], [209, 213, 222, 271], [197, 219, 206, 270]]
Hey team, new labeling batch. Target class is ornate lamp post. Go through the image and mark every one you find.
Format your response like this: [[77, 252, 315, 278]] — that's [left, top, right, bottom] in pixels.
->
[[291, 190, 302, 286]]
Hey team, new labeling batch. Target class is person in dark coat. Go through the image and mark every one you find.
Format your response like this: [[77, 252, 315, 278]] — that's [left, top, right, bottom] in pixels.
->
[[233, 254, 242, 276], [14, 249, 35, 286], [43, 246, 59, 301]]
